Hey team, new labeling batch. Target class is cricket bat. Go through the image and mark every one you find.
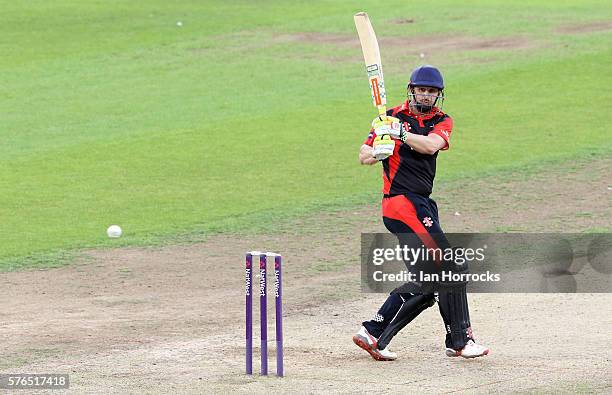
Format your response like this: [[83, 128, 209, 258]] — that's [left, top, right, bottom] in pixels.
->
[[354, 12, 387, 116]]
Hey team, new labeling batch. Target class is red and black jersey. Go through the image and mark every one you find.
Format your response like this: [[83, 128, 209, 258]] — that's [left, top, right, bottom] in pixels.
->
[[364, 100, 453, 196]]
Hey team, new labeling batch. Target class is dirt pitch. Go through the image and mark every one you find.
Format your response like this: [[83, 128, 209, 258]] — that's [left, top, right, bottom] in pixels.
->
[[1, 158, 611, 394]]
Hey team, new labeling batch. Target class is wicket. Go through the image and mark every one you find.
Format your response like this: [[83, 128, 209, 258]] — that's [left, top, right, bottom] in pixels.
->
[[245, 251, 283, 377]]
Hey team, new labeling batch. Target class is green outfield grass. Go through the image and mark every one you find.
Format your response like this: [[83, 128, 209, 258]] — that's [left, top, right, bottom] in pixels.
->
[[2, 1, 611, 268]]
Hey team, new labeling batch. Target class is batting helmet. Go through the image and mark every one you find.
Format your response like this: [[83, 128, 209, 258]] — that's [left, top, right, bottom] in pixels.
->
[[408, 65, 444, 90], [407, 65, 445, 113]]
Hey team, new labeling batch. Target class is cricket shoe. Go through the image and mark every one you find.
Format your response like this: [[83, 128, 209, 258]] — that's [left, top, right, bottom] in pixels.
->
[[446, 340, 490, 359], [352, 326, 397, 361]]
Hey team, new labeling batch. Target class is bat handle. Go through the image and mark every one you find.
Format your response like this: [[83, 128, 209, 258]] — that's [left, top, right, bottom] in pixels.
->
[[377, 105, 387, 117]]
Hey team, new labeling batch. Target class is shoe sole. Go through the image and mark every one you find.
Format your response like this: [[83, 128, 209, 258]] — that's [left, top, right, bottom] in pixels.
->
[[462, 348, 490, 359], [352, 335, 396, 361], [446, 348, 490, 359]]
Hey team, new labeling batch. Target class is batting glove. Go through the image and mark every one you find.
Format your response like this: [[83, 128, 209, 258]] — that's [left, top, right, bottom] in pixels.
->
[[372, 134, 395, 161], [372, 115, 402, 139]]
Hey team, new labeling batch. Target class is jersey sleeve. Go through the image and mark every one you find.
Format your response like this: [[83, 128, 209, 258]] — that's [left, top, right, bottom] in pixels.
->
[[363, 129, 376, 146], [429, 115, 453, 150]]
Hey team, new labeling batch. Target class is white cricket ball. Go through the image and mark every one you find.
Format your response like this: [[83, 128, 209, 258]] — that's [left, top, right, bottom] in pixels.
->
[[419, 53, 425, 58], [107, 225, 122, 238], [176, 21, 183, 27]]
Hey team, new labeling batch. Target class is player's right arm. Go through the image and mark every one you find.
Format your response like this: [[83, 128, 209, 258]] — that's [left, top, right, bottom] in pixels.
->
[[359, 144, 378, 165]]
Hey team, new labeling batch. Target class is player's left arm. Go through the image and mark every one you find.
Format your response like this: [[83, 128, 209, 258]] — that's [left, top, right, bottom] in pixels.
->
[[402, 116, 452, 155]]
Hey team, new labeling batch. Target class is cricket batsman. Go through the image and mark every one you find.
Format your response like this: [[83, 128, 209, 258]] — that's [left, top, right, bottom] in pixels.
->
[[354, 65, 491, 361]]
